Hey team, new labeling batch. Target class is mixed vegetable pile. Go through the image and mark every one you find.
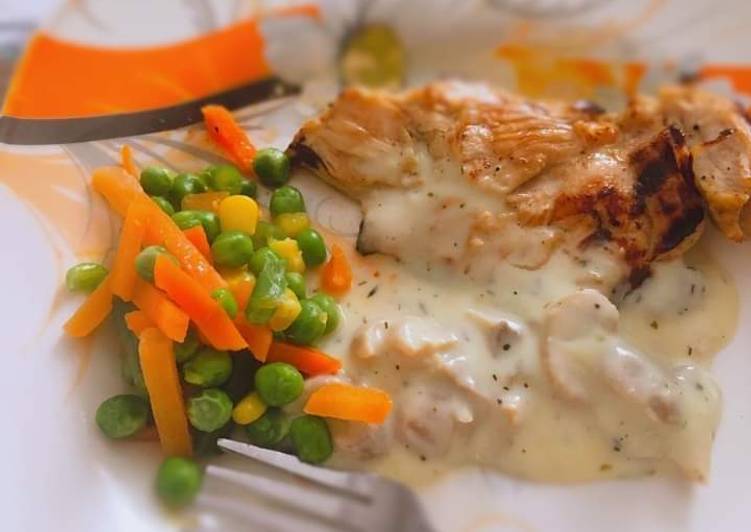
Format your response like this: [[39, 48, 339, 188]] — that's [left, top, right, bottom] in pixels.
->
[[62, 106, 392, 508]]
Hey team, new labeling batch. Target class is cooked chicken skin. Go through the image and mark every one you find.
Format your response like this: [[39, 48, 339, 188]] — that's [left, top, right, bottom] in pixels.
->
[[289, 81, 751, 280]]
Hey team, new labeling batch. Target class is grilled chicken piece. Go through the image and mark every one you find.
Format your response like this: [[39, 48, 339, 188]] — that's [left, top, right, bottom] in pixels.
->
[[289, 81, 751, 281], [660, 85, 751, 241]]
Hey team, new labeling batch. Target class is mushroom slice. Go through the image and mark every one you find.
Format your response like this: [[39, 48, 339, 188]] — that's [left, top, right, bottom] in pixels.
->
[[602, 345, 680, 424], [387, 317, 458, 359], [542, 289, 619, 401]]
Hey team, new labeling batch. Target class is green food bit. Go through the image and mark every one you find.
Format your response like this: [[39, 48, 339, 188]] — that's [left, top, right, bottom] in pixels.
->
[[340, 25, 405, 89], [270, 185, 306, 217], [253, 148, 290, 188], [285, 299, 327, 345], [285, 272, 306, 300], [296, 228, 327, 268], [174, 327, 200, 364], [252, 221, 286, 250], [135, 245, 174, 282], [183, 348, 232, 387], [150, 195, 175, 216], [206, 164, 244, 194], [156, 456, 202, 507], [239, 180, 258, 198], [65, 262, 108, 293], [222, 349, 261, 402], [246, 251, 287, 324], [95, 394, 149, 439], [246, 408, 290, 448], [211, 230, 254, 268], [114, 301, 147, 395], [172, 210, 220, 242], [309, 293, 340, 335], [289, 415, 333, 464], [254, 362, 304, 407], [187, 388, 233, 432], [170, 173, 207, 209], [211, 287, 238, 319], [171, 210, 202, 231], [140, 166, 175, 196], [195, 211, 221, 242]]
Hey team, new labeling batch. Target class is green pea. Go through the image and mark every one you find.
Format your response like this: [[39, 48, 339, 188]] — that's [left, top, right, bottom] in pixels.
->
[[187, 388, 233, 432], [246, 408, 290, 448], [296, 228, 327, 268], [285, 272, 306, 300], [65, 262, 108, 293], [285, 299, 327, 345], [172, 210, 220, 242], [171, 210, 202, 231], [254, 362, 304, 407], [310, 293, 340, 335], [135, 245, 175, 282], [156, 457, 202, 507], [174, 327, 200, 364], [95, 394, 149, 439], [197, 165, 216, 184], [253, 148, 290, 188], [206, 164, 244, 194], [290, 415, 333, 464], [211, 230, 254, 268], [183, 348, 232, 387], [248, 247, 282, 276], [150, 195, 175, 216], [195, 211, 221, 242], [270, 185, 306, 217], [239, 180, 257, 199], [251, 221, 286, 250], [140, 166, 175, 196], [211, 287, 238, 319], [170, 173, 207, 209]]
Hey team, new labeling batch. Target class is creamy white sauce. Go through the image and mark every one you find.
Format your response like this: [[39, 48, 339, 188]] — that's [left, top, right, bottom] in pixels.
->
[[307, 145, 738, 485]]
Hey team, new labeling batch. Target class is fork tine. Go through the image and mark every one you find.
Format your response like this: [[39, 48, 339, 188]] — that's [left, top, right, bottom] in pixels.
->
[[217, 438, 373, 500], [205, 464, 358, 528], [194, 492, 329, 532]]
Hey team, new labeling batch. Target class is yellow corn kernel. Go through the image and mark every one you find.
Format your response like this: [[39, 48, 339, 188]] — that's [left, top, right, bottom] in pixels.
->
[[217, 265, 247, 281], [232, 392, 267, 425], [269, 238, 305, 273], [268, 288, 302, 332], [275, 212, 310, 237], [218, 195, 259, 235]]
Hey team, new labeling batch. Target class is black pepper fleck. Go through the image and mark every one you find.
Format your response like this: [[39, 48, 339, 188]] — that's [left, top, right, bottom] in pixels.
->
[[502, 343, 511, 351]]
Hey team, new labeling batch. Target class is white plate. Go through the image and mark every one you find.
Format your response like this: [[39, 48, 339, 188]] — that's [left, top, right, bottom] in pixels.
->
[[3, 1, 751, 530]]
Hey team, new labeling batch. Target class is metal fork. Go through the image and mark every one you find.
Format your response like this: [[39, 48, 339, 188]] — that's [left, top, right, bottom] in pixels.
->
[[194, 438, 436, 532]]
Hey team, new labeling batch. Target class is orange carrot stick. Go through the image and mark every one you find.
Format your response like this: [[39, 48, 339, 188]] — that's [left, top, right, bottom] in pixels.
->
[[266, 342, 342, 376], [304, 383, 393, 424], [202, 104, 256, 172], [320, 243, 352, 296], [153, 255, 246, 351], [181, 191, 229, 212], [92, 167, 226, 293], [63, 274, 113, 337], [120, 145, 139, 177], [138, 328, 192, 456], [182, 225, 212, 263], [110, 198, 150, 301], [235, 322, 272, 362], [142, 200, 227, 292], [124, 310, 155, 337], [132, 278, 189, 343], [91, 166, 143, 217]]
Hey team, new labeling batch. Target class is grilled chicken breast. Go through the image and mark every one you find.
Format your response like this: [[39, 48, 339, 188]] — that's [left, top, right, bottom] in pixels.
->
[[289, 81, 751, 285]]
